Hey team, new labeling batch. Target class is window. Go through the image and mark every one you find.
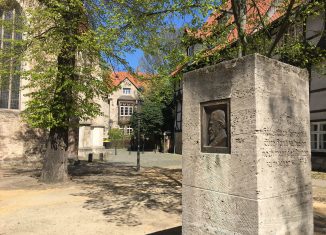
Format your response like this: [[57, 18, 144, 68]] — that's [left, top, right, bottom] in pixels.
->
[[123, 88, 131, 95], [0, 3, 22, 110], [311, 122, 326, 152], [119, 102, 133, 116], [119, 125, 133, 135], [126, 125, 133, 135]]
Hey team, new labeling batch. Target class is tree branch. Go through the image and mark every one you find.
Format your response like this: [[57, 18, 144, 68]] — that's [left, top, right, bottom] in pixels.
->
[[33, 26, 58, 40], [267, 0, 296, 57], [231, 0, 247, 57], [250, 0, 271, 39]]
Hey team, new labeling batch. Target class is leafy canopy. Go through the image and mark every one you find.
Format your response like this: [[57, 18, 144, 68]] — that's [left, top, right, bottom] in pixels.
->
[[178, 0, 326, 73], [0, 0, 221, 129], [131, 100, 164, 138]]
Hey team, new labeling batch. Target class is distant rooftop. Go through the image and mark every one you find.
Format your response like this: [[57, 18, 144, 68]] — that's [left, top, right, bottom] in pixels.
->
[[109, 71, 146, 89]]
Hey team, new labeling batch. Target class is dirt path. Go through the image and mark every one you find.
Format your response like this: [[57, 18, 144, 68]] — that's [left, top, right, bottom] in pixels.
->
[[0, 163, 325, 235], [0, 164, 182, 235]]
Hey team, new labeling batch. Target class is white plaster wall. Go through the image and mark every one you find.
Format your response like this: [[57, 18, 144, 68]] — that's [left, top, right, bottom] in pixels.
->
[[310, 69, 326, 121], [78, 126, 85, 148], [91, 127, 104, 147], [311, 70, 326, 90], [310, 90, 326, 111]]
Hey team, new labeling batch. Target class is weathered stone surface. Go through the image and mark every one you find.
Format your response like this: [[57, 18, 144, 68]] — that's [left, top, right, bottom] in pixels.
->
[[183, 185, 258, 235], [182, 54, 312, 234], [0, 110, 46, 165]]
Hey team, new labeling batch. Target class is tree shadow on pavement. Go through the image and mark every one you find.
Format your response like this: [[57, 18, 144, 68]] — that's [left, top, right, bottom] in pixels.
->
[[69, 161, 182, 227], [314, 210, 326, 234], [147, 226, 182, 235]]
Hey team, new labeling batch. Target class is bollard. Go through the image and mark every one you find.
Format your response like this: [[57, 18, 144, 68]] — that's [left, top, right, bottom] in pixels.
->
[[99, 153, 104, 161], [88, 153, 93, 162]]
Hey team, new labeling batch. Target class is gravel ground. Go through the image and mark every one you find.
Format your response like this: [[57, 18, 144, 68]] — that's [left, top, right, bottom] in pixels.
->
[[0, 152, 325, 235]]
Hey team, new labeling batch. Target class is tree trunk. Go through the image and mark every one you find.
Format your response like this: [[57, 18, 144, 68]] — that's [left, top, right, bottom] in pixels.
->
[[67, 120, 79, 161], [231, 0, 247, 57], [39, 1, 81, 183], [41, 127, 69, 183]]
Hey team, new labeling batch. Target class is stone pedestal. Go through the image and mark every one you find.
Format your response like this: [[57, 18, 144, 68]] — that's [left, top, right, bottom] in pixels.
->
[[78, 125, 105, 159], [182, 54, 312, 234], [91, 126, 104, 148]]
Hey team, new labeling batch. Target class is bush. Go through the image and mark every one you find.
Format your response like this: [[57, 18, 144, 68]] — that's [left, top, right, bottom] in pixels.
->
[[108, 128, 131, 149]]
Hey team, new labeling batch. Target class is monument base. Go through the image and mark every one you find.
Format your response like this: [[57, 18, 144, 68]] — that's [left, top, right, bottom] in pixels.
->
[[182, 54, 312, 234]]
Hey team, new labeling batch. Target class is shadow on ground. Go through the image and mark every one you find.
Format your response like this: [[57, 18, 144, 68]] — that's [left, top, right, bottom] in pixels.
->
[[68, 161, 182, 227], [5, 163, 326, 233], [147, 226, 182, 235], [314, 211, 326, 234]]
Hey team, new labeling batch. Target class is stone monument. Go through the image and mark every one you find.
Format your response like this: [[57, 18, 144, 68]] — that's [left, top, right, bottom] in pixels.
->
[[182, 54, 313, 234]]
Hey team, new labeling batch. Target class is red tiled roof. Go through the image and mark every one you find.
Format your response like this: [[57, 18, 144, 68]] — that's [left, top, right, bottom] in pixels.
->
[[109, 71, 144, 89], [171, 0, 299, 76], [187, 0, 283, 40]]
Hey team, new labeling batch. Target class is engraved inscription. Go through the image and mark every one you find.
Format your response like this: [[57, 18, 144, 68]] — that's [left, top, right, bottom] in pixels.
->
[[256, 122, 310, 168]]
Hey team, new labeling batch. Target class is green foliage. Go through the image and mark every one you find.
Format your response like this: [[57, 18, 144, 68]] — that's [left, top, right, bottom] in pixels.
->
[[0, 2, 25, 91], [140, 29, 186, 77], [176, 0, 326, 73], [277, 42, 326, 69], [131, 100, 164, 138], [18, 0, 111, 129], [137, 30, 182, 138], [108, 128, 124, 141], [8, 0, 322, 134], [0, 0, 20, 10], [0, 0, 223, 130]]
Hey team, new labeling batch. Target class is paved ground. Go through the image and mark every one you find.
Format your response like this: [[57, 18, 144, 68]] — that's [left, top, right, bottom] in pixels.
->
[[0, 151, 183, 235], [0, 151, 325, 235], [104, 150, 182, 169]]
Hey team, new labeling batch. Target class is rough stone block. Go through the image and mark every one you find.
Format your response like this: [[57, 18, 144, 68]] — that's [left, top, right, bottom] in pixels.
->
[[182, 54, 312, 234], [0, 110, 46, 165]]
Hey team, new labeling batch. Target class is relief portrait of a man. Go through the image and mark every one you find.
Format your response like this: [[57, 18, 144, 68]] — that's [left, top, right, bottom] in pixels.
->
[[208, 109, 227, 147]]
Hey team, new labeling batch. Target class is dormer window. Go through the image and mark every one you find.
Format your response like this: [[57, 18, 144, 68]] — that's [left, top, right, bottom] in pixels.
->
[[123, 88, 131, 94]]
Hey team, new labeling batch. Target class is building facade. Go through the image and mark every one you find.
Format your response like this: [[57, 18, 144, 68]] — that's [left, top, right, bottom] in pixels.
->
[[77, 71, 144, 157], [107, 72, 142, 135], [0, 0, 45, 164], [0, 0, 109, 162], [173, 1, 326, 168]]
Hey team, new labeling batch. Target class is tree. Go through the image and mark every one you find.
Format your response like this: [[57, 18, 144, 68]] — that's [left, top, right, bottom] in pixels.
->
[[19, 0, 110, 183], [139, 29, 183, 75], [3, 0, 321, 183], [131, 100, 164, 143], [108, 128, 124, 155], [177, 0, 325, 73], [3, 0, 220, 183], [137, 28, 185, 149]]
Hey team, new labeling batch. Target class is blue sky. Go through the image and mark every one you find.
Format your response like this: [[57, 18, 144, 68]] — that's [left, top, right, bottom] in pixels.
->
[[125, 14, 196, 70], [125, 49, 144, 70]]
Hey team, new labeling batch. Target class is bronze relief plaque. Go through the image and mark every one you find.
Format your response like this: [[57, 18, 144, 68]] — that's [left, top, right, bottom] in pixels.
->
[[201, 99, 230, 153]]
